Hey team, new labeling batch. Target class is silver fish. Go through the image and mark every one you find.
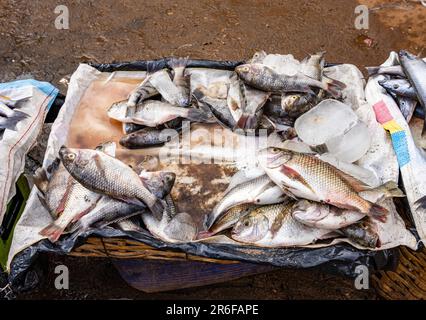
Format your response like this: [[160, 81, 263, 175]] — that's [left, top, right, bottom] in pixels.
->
[[378, 79, 417, 99], [397, 96, 417, 122]]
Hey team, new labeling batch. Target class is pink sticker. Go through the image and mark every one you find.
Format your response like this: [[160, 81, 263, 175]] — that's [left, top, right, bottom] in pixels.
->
[[373, 100, 393, 124]]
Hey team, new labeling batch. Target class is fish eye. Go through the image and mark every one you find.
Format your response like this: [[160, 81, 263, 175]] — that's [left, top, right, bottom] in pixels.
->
[[66, 153, 76, 161], [240, 66, 249, 72], [393, 84, 399, 89], [244, 220, 250, 227], [254, 53, 259, 58]]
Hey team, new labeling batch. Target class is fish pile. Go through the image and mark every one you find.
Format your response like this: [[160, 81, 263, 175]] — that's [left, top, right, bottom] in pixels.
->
[[369, 50, 426, 130], [35, 142, 197, 243], [0, 95, 29, 140], [36, 50, 411, 249]]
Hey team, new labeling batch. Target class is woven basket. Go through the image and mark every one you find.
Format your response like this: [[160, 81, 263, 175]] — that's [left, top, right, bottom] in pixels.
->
[[71, 236, 426, 299]]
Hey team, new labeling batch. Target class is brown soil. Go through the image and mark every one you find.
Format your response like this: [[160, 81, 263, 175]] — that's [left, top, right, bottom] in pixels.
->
[[0, 0, 424, 299]]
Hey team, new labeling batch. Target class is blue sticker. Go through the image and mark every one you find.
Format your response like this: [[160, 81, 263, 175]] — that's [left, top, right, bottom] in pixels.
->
[[390, 130, 410, 167]]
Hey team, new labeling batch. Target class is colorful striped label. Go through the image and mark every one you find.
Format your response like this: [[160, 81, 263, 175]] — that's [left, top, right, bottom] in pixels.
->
[[373, 100, 410, 168]]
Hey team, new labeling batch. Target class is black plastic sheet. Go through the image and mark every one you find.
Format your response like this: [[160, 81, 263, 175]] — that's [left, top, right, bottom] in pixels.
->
[[8, 58, 401, 292]]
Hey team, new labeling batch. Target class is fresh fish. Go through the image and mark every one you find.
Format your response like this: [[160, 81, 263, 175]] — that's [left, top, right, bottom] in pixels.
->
[[127, 76, 158, 107], [169, 57, 190, 106], [142, 210, 197, 243], [281, 93, 319, 118], [59, 146, 165, 219], [122, 122, 145, 135], [235, 63, 345, 97], [397, 96, 417, 122], [205, 174, 286, 229], [148, 68, 189, 107], [225, 167, 266, 193], [300, 51, 325, 81], [33, 159, 72, 218], [231, 202, 332, 247], [258, 147, 391, 222], [365, 65, 406, 78], [39, 178, 101, 242], [120, 127, 179, 149], [292, 200, 365, 229], [132, 100, 208, 127], [399, 50, 426, 137], [208, 203, 257, 235], [193, 87, 237, 130], [378, 79, 417, 99], [340, 218, 380, 248]]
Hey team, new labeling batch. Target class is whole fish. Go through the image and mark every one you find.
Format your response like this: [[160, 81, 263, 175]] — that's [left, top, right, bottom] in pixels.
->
[[127, 76, 159, 107], [231, 202, 333, 247], [235, 63, 345, 97], [258, 147, 390, 222], [281, 92, 319, 118], [33, 158, 72, 218], [340, 218, 380, 248], [119, 127, 179, 149], [132, 100, 208, 127], [59, 146, 165, 219], [169, 57, 190, 106], [39, 178, 101, 242], [205, 174, 286, 229], [148, 68, 189, 107], [300, 51, 325, 81], [208, 203, 257, 236], [378, 79, 417, 99], [142, 210, 197, 243], [292, 200, 365, 229], [399, 50, 426, 137]]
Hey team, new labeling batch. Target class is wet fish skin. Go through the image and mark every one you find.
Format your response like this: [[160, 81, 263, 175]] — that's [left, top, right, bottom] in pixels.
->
[[378, 79, 417, 99], [399, 50, 426, 137], [232, 202, 332, 246], [127, 76, 158, 107], [292, 200, 365, 230], [59, 146, 164, 219], [132, 100, 208, 127], [120, 127, 178, 149], [209, 203, 257, 235], [122, 122, 145, 135], [139, 170, 176, 199], [205, 174, 285, 230], [281, 92, 319, 118], [397, 96, 417, 122], [235, 63, 344, 97], [258, 147, 389, 222]]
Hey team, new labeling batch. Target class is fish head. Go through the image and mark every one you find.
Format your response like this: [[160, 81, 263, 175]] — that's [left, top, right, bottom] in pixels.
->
[[59, 146, 79, 168], [281, 94, 301, 112], [232, 213, 269, 243], [399, 50, 417, 62], [160, 171, 176, 194], [249, 51, 267, 64], [119, 131, 140, 148], [257, 147, 293, 169], [139, 170, 176, 198], [59, 146, 92, 172], [292, 200, 329, 223], [235, 64, 261, 82]]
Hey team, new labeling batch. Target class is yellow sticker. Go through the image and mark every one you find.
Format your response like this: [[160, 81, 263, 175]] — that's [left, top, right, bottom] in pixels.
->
[[382, 119, 403, 134]]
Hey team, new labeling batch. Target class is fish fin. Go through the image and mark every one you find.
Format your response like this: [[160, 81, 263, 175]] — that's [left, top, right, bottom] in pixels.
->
[[368, 203, 388, 223], [33, 168, 49, 194], [204, 212, 216, 230], [331, 167, 371, 192], [0, 110, 29, 131], [169, 56, 189, 69], [270, 212, 285, 238], [149, 198, 165, 221], [93, 153, 107, 177], [186, 108, 211, 123], [95, 141, 116, 157], [365, 66, 380, 76], [323, 75, 346, 98], [280, 165, 316, 194], [39, 223, 65, 243], [70, 204, 97, 223]]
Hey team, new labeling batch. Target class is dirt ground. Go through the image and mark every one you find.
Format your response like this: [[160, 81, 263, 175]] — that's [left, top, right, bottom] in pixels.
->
[[0, 0, 425, 299]]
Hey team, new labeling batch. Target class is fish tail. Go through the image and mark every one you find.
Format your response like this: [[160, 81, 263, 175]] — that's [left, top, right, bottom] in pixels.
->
[[39, 223, 66, 242], [373, 181, 405, 198], [149, 198, 165, 221], [0, 110, 29, 130], [196, 230, 214, 239], [365, 66, 381, 76], [186, 107, 211, 123], [169, 56, 189, 69], [323, 76, 346, 98], [204, 212, 216, 230], [368, 203, 388, 223]]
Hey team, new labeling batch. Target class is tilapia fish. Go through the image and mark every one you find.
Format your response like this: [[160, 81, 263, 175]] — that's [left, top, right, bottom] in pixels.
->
[[59, 146, 164, 219], [231, 202, 332, 247], [127, 76, 159, 107], [148, 68, 189, 107], [378, 79, 417, 99], [119, 127, 179, 149], [258, 147, 390, 222], [292, 200, 365, 229], [72, 171, 175, 232], [205, 174, 286, 229], [399, 50, 426, 136], [235, 63, 344, 97], [207, 203, 257, 236]]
